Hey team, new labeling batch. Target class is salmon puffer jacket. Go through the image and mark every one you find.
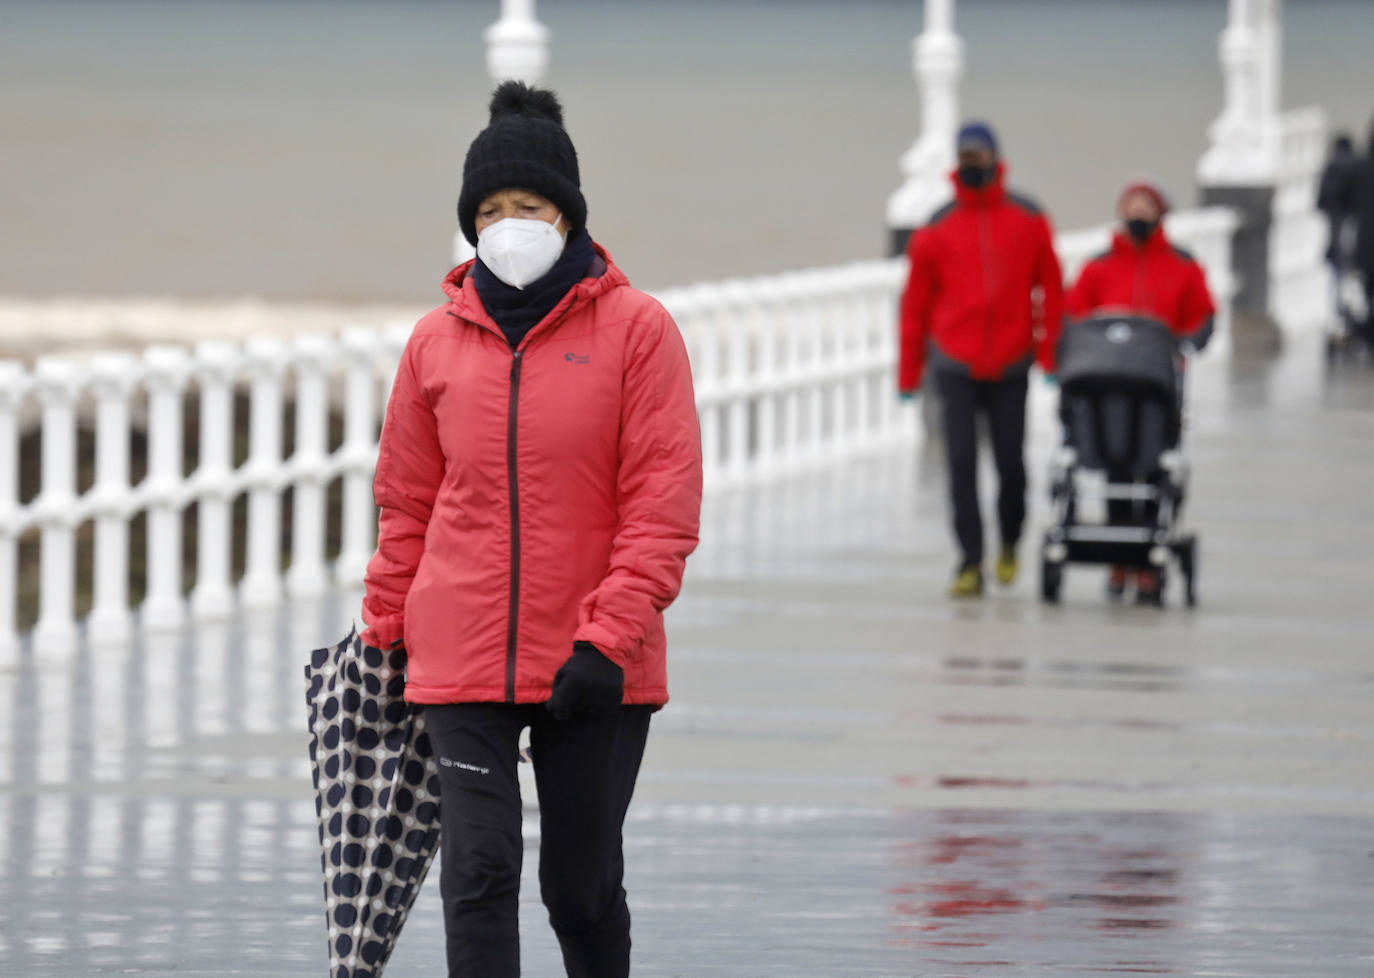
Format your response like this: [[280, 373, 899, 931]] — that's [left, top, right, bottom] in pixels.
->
[[361, 245, 702, 707]]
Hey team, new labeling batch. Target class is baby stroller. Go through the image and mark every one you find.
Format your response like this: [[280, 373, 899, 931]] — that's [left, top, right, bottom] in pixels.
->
[[1039, 314, 1197, 607]]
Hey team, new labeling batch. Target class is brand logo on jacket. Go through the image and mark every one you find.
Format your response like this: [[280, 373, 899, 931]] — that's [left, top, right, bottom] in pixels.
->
[[1106, 322, 1134, 344], [564, 352, 591, 365], [439, 756, 490, 775]]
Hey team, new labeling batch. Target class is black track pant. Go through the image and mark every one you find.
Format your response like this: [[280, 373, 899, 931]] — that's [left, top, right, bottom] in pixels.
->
[[1364, 271, 1374, 337], [423, 702, 653, 978], [934, 370, 1029, 568]]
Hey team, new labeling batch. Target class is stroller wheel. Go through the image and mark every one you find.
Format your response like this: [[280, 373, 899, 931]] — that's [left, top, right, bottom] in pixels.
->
[[1135, 566, 1166, 607], [1040, 557, 1063, 604], [1135, 585, 1165, 608]]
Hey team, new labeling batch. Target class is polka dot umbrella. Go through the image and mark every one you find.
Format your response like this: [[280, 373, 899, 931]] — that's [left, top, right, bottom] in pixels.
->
[[305, 627, 441, 978]]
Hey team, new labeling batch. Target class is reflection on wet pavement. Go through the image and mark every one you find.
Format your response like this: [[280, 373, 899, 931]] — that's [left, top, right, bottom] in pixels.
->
[[2, 333, 1373, 974], [2, 790, 1371, 976]]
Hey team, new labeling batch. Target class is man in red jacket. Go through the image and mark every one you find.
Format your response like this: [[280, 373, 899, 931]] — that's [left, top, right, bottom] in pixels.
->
[[1067, 177, 1216, 603], [899, 122, 1064, 597]]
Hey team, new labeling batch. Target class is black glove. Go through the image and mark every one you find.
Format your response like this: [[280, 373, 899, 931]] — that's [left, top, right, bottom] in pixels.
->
[[547, 641, 624, 720]]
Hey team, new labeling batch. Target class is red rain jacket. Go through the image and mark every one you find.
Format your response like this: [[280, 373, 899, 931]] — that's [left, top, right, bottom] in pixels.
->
[[1066, 228, 1217, 347], [361, 245, 703, 707], [899, 165, 1065, 391]]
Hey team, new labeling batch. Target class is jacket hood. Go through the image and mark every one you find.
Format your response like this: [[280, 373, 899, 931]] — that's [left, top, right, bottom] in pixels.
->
[[950, 161, 1008, 207], [442, 240, 627, 332]]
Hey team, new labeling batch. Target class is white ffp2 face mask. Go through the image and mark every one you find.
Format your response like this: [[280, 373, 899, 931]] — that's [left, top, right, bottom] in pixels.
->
[[476, 213, 566, 290]]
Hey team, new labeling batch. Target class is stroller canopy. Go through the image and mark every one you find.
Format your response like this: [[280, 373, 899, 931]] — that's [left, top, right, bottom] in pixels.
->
[[1057, 314, 1179, 397]]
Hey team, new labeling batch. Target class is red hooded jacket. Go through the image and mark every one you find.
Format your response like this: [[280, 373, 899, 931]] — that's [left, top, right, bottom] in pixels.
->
[[898, 165, 1064, 391], [361, 245, 703, 707], [1066, 228, 1216, 347]]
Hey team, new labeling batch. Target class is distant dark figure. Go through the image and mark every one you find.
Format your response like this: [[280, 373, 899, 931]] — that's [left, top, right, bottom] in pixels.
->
[[1352, 123, 1374, 334], [1318, 133, 1359, 270], [1319, 133, 1362, 332]]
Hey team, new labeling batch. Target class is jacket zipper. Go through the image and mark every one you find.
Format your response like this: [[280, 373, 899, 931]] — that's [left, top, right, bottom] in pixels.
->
[[504, 348, 524, 703], [977, 207, 995, 376]]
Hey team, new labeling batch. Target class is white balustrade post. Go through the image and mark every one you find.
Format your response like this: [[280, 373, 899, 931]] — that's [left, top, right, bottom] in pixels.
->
[[868, 260, 913, 444], [485, 0, 550, 84], [142, 346, 191, 632], [1197, 0, 1296, 341], [191, 342, 239, 621], [87, 353, 138, 643], [1257, 0, 1283, 133], [1199, 0, 1278, 186], [857, 269, 887, 448], [240, 339, 288, 609], [335, 329, 379, 589], [811, 274, 836, 461], [841, 273, 863, 451], [697, 290, 724, 490], [0, 361, 28, 664], [826, 275, 852, 458], [287, 335, 332, 599], [777, 277, 805, 473], [802, 281, 825, 465], [871, 269, 897, 441], [753, 282, 784, 481], [1271, 108, 1329, 330], [720, 282, 754, 486], [32, 356, 82, 653], [852, 269, 879, 450], [886, 0, 964, 251]]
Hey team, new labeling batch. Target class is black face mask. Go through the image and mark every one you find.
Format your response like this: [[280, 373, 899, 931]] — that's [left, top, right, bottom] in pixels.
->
[[1125, 218, 1158, 243], [958, 164, 996, 190]]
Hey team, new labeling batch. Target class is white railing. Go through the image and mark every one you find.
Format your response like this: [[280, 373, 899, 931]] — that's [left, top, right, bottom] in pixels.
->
[[0, 205, 1243, 660], [1270, 106, 1331, 330], [657, 262, 912, 491], [0, 266, 911, 660], [0, 328, 411, 659]]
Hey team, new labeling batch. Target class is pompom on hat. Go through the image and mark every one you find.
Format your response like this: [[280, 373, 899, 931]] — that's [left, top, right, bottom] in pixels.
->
[[456, 81, 587, 247]]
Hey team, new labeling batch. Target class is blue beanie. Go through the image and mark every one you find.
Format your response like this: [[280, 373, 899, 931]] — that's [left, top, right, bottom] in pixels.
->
[[957, 121, 999, 158]]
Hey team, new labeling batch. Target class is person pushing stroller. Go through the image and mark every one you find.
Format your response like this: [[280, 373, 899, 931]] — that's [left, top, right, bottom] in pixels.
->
[[1065, 177, 1216, 603]]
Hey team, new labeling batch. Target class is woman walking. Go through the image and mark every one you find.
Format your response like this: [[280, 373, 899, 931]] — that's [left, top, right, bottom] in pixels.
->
[[1066, 176, 1215, 604], [360, 81, 702, 978]]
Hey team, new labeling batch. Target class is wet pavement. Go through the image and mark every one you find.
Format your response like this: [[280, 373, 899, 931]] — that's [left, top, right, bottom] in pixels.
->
[[3, 331, 1374, 975], [4, 792, 1372, 976]]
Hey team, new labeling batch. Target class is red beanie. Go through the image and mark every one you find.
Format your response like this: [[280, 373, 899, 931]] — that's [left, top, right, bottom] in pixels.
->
[[1117, 177, 1170, 217]]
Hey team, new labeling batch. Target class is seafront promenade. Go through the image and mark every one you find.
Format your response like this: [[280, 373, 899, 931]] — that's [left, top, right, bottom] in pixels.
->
[[2, 329, 1371, 976], [4, 1, 1373, 974]]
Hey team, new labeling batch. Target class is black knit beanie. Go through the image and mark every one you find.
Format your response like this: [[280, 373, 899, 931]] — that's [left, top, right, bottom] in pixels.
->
[[456, 81, 587, 247]]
